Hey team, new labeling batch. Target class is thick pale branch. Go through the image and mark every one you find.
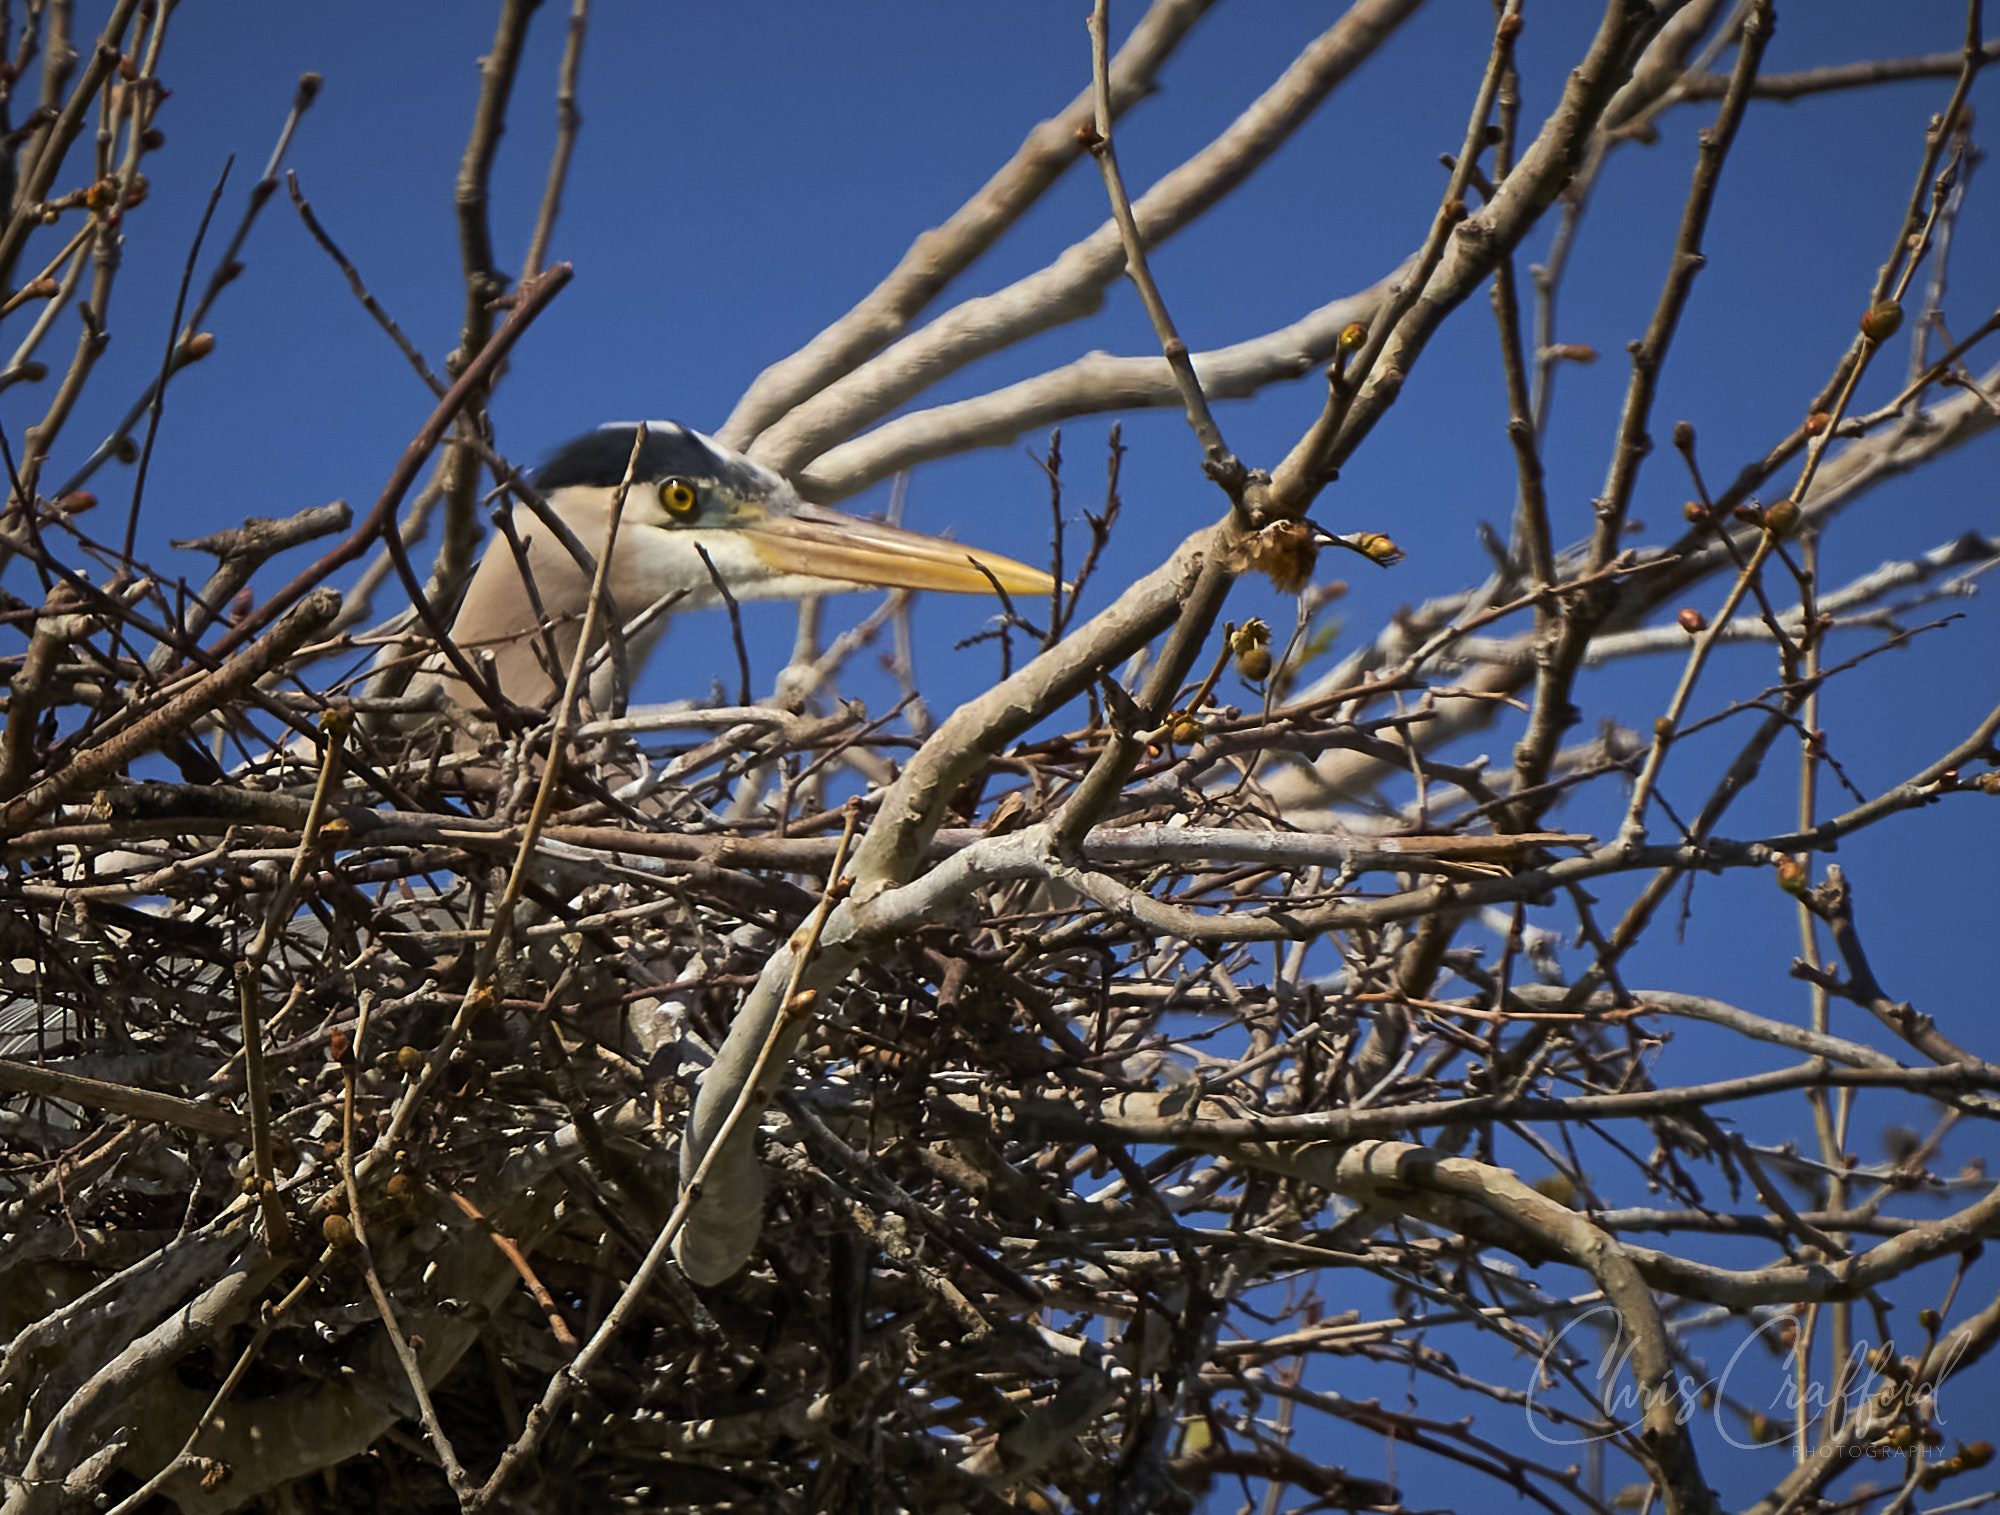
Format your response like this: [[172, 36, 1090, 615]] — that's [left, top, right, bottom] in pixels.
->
[[718, 0, 1215, 450], [747, 0, 1419, 476], [796, 269, 1403, 502]]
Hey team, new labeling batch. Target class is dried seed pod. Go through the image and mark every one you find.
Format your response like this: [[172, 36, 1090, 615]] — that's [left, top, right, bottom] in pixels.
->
[[322, 1213, 357, 1250], [1230, 619, 1271, 654], [1233, 522, 1317, 592]]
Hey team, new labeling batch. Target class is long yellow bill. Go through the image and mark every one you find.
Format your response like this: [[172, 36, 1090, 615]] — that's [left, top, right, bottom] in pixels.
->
[[744, 501, 1058, 598]]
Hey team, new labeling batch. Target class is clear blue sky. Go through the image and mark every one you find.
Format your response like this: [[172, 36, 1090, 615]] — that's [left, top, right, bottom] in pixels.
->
[[15, 3, 1999, 1507]]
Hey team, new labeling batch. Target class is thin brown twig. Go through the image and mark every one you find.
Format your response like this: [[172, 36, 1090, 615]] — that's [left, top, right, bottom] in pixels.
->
[[1085, 0, 1243, 501]]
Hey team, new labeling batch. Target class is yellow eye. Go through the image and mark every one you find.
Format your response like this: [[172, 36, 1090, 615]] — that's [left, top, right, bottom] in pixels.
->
[[659, 477, 699, 518]]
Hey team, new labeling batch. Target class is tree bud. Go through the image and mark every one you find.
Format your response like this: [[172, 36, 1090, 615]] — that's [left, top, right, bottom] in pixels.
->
[[1235, 645, 1273, 682], [1352, 532, 1404, 566], [1860, 300, 1903, 342]]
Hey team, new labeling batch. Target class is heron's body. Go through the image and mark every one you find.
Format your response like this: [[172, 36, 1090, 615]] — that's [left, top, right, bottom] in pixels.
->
[[412, 422, 1053, 719]]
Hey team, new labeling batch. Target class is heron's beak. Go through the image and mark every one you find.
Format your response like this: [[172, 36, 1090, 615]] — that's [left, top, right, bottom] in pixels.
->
[[743, 500, 1058, 598]]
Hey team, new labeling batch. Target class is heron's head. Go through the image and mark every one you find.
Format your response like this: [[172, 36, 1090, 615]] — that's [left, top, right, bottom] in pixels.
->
[[432, 422, 1057, 714], [533, 422, 1055, 608]]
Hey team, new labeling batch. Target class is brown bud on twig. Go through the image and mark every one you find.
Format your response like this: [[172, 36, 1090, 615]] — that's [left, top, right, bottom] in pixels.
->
[[322, 1213, 357, 1250], [1338, 321, 1368, 353], [1804, 410, 1830, 437], [1774, 855, 1808, 895], [1682, 500, 1708, 524], [1350, 532, 1404, 566], [1672, 420, 1695, 450], [175, 331, 216, 367], [1765, 499, 1800, 536], [1545, 342, 1598, 364], [1860, 300, 1903, 342], [1677, 608, 1705, 634]]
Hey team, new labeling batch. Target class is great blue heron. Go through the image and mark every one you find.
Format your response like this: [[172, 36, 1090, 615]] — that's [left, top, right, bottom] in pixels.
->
[[412, 421, 1055, 720]]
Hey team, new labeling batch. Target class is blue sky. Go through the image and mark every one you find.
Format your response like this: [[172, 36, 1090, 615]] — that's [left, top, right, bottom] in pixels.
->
[[11, 3, 2000, 1508]]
